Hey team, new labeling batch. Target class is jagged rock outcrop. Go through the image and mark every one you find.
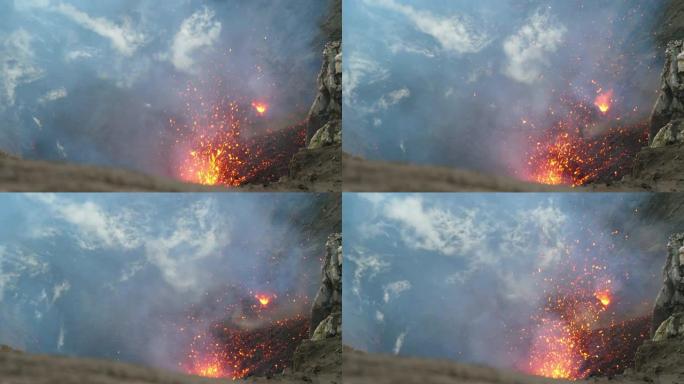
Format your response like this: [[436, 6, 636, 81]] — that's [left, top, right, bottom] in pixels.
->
[[651, 233, 684, 337], [651, 119, 684, 148], [285, 233, 342, 383], [274, 41, 342, 192], [650, 41, 684, 146], [307, 41, 341, 146], [310, 233, 342, 340], [309, 121, 341, 150]]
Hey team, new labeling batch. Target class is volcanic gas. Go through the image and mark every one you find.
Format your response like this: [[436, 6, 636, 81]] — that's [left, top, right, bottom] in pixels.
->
[[172, 82, 306, 187], [524, 87, 647, 187], [179, 288, 310, 379], [524, 254, 648, 380]]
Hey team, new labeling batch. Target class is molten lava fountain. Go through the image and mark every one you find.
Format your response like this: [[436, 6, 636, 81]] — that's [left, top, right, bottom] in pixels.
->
[[172, 83, 305, 187], [180, 290, 310, 379], [522, 239, 651, 381], [524, 87, 647, 187]]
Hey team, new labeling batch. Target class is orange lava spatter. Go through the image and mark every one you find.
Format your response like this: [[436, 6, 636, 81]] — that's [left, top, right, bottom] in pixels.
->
[[524, 88, 647, 187], [179, 290, 310, 379], [526, 252, 618, 380], [594, 90, 614, 114], [171, 82, 306, 187]]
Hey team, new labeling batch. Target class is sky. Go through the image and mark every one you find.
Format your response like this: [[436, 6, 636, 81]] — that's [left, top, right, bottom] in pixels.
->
[[343, 0, 666, 178], [343, 193, 671, 375], [0, 0, 329, 177], [0, 193, 324, 373]]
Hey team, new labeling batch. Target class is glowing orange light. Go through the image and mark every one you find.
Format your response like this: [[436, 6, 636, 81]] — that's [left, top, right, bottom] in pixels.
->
[[189, 148, 222, 186], [529, 319, 581, 380], [595, 290, 612, 306], [594, 90, 613, 114], [251, 101, 268, 116], [196, 361, 224, 378], [256, 294, 271, 306]]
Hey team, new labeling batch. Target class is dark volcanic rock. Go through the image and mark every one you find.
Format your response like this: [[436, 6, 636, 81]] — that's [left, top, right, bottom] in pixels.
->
[[283, 233, 342, 384], [651, 233, 684, 337], [650, 41, 684, 144], [310, 233, 342, 340], [306, 41, 341, 145]]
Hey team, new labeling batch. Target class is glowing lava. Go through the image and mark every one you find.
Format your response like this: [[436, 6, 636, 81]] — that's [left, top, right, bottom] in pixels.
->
[[526, 258, 617, 380], [179, 289, 312, 380], [524, 89, 647, 187], [594, 90, 614, 114], [256, 293, 271, 307], [172, 83, 307, 187], [529, 318, 580, 379], [252, 101, 268, 116], [194, 359, 225, 378], [595, 290, 612, 307], [188, 148, 222, 186]]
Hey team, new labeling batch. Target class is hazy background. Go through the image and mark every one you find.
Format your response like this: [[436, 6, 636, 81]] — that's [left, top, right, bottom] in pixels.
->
[[343, 193, 670, 372], [344, 0, 666, 178], [0, 193, 324, 372], [0, 0, 331, 177]]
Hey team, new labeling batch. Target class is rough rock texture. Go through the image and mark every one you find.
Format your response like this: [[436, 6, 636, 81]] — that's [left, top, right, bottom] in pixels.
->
[[309, 121, 341, 150], [263, 40, 342, 192], [310, 233, 342, 340], [650, 41, 684, 144], [652, 233, 684, 336], [283, 233, 342, 384], [651, 119, 684, 148], [289, 337, 341, 384], [594, 143, 684, 192], [265, 145, 340, 192], [631, 338, 684, 381], [597, 232, 684, 383], [306, 41, 341, 144]]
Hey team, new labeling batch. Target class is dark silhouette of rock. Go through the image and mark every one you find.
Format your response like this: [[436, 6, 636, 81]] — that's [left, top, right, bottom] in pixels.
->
[[652, 233, 684, 338], [651, 41, 684, 145], [306, 41, 341, 145], [310, 233, 342, 340]]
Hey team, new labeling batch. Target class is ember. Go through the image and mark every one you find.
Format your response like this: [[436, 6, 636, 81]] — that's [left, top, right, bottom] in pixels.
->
[[594, 90, 614, 114], [255, 293, 272, 307], [524, 89, 647, 186], [180, 290, 310, 379], [172, 83, 306, 187], [252, 101, 269, 116]]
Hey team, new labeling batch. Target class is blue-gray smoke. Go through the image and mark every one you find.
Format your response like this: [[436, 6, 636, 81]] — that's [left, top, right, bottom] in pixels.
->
[[343, 193, 669, 371], [344, 0, 665, 177], [0, 193, 323, 372], [0, 0, 328, 177]]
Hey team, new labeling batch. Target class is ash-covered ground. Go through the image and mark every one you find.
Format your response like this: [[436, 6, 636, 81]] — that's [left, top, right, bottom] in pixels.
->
[[343, 193, 684, 383], [0, 193, 341, 383], [343, 0, 684, 192]]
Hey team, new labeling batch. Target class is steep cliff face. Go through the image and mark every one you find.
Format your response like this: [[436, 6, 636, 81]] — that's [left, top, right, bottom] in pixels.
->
[[622, 233, 684, 383], [652, 233, 684, 338], [310, 233, 342, 340], [275, 40, 342, 192], [650, 41, 684, 146], [307, 41, 342, 148], [287, 233, 342, 384]]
